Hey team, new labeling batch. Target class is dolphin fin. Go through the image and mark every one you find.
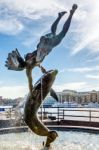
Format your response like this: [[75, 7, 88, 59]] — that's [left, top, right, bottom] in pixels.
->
[[50, 88, 58, 101]]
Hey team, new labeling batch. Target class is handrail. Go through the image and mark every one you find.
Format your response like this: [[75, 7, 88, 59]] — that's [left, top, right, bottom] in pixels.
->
[[1, 107, 99, 123], [40, 107, 99, 122]]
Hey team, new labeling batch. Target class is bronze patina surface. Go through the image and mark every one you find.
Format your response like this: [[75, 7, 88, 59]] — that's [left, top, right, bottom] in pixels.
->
[[24, 70, 58, 147], [5, 4, 78, 149]]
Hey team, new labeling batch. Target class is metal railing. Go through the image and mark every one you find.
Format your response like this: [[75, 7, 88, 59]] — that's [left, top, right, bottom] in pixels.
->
[[0, 107, 99, 123], [39, 107, 99, 122]]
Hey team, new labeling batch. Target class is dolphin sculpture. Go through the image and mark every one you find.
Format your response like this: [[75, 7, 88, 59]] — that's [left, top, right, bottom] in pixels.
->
[[24, 70, 58, 148]]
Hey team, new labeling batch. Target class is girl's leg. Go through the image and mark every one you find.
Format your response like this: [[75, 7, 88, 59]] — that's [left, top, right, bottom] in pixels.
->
[[59, 4, 77, 38], [51, 11, 67, 35], [52, 4, 78, 46]]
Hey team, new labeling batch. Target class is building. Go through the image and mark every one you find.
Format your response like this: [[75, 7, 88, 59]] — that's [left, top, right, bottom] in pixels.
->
[[0, 97, 23, 107], [57, 90, 99, 104], [57, 90, 77, 103]]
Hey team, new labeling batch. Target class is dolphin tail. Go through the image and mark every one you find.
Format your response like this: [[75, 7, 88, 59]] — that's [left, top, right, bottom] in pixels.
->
[[45, 131, 58, 148]]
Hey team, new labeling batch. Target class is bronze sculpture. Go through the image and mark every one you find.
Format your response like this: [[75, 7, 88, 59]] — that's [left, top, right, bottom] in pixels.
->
[[5, 4, 78, 149], [5, 4, 77, 92], [24, 70, 58, 148]]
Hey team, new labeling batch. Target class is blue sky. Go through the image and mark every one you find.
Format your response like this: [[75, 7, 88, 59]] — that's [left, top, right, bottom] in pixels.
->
[[0, 0, 99, 98]]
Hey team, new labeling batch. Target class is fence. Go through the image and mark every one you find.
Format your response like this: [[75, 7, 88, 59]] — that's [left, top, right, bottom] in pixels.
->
[[39, 107, 99, 123], [0, 107, 99, 123]]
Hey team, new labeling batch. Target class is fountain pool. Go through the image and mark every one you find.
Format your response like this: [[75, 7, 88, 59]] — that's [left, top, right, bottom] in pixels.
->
[[0, 130, 99, 150]]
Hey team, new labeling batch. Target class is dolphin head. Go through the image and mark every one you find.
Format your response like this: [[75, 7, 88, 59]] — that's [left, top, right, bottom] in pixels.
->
[[41, 69, 58, 86]]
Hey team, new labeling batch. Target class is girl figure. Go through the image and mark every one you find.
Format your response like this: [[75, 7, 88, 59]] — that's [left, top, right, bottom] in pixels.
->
[[5, 4, 78, 94]]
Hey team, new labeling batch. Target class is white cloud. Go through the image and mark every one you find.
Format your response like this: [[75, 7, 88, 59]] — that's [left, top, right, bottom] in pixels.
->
[[53, 82, 87, 92], [53, 81, 99, 92], [60, 66, 99, 73], [71, 0, 99, 55], [86, 75, 99, 80], [0, 85, 28, 98], [83, 83, 99, 91], [1, 0, 99, 52], [0, 0, 78, 35], [0, 0, 67, 20], [86, 56, 99, 63], [0, 18, 23, 35], [67, 67, 95, 73]]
